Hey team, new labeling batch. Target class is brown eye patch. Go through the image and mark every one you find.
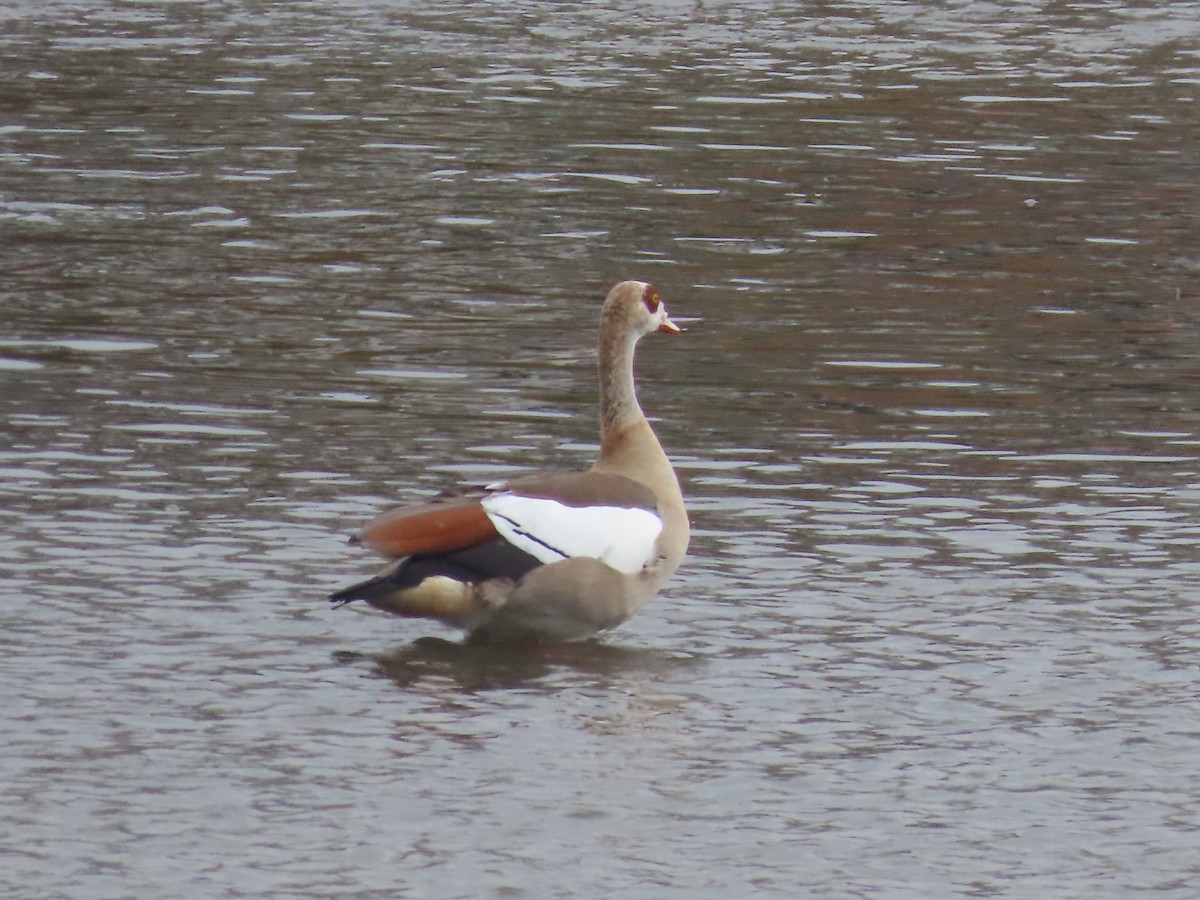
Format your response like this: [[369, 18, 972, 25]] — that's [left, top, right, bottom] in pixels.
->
[[641, 284, 661, 312]]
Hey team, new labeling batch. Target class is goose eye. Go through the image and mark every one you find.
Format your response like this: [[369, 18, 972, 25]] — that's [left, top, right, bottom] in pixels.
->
[[641, 285, 661, 313]]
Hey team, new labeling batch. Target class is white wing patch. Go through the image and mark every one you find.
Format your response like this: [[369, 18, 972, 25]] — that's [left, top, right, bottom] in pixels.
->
[[481, 493, 663, 575]]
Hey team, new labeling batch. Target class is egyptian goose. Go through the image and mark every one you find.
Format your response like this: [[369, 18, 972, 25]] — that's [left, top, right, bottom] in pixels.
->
[[329, 281, 690, 643]]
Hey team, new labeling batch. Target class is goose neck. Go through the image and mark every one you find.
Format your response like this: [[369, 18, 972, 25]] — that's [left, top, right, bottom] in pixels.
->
[[598, 326, 642, 437]]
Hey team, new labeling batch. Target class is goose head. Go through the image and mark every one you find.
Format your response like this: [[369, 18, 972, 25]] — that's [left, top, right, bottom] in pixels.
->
[[601, 281, 682, 344]]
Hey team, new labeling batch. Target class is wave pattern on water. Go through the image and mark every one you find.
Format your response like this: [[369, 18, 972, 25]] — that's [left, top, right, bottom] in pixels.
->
[[2, 1, 1199, 897]]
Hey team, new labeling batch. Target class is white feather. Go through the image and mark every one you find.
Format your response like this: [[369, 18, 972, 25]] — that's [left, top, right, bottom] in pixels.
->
[[481, 493, 663, 574]]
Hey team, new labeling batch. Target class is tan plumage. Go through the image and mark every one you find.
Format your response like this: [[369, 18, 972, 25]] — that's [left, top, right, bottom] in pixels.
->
[[329, 281, 690, 644]]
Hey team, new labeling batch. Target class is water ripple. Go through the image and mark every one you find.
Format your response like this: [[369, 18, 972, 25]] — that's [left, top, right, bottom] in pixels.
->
[[2, 2, 1198, 897]]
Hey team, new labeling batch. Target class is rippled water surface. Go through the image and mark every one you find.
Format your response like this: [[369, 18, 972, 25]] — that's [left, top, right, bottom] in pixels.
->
[[3, 2, 1200, 896]]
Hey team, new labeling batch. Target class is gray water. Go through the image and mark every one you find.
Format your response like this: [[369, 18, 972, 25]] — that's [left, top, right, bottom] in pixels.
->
[[3, 2, 1200, 897]]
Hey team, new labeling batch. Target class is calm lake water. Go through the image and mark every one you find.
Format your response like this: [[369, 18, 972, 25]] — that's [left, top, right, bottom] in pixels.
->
[[3, 1, 1199, 897]]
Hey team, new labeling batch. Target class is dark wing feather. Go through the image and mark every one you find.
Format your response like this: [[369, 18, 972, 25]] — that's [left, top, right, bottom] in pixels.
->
[[329, 539, 542, 608]]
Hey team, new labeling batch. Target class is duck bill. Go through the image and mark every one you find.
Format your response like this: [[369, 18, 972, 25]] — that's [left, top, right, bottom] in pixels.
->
[[658, 315, 683, 334]]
